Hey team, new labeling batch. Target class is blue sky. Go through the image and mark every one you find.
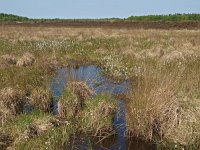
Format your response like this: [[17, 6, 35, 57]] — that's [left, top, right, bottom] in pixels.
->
[[0, 0, 200, 19]]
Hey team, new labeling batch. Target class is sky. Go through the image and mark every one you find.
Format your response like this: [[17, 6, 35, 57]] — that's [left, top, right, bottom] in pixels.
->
[[0, 0, 200, 19]]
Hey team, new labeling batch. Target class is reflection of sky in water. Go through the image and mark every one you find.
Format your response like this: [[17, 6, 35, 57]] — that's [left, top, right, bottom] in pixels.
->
[[50, 68, 66, 114], [50, 65, 129, 150], [111, 100, 126, 150]]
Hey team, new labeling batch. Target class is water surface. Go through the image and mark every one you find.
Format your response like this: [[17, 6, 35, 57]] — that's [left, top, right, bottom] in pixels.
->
[[51, 65, 155, 150]]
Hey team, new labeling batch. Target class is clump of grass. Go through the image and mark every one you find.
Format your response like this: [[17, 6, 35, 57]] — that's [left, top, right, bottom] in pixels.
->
[[0, 103, 14, 126], [29, 87, 53, 112], [41, 57, 60, 71], [126, 74, 179, 141], [0, 87, 25, 115], [57, 81, 93, 119], [0, 110, 53, 149], [1, 54, 17, 65], [69, 81, 93, 102], [160, 50, 195, 63], [57, 88, 79, 119], [50, 116, 71, 127], [98, 53, 129, 80], [1, 25, 200, 149], [0, 132, 13, 150], [0, 66, 50, 90], [15, 124, 75, 150], [0, 59, 5, 69], [27, 117, 54, 138], [78, 93, 117, 136], [126, 57, 200, 147], [16, 52, 35, 67]]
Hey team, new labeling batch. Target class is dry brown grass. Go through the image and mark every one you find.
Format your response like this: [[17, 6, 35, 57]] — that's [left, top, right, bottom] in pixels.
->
[[41, 57, 60, 70], [1, 54, 17, 65], [57, 88, 79, 119], [27, 118, 54, 138], [1, 26, 199, 41], [57, 81, 93, 119], [29, 88, 53, 112], [0, 132, 13, 150], [0, 25, 200, 147], [0, 26, 121, 40], [0, 60, 7, 69], [69, 81, 93, 102], [126, 60, 200, 146], [0, 111, 54, 150], [0, 103, 14, 126], [0, 87, 24, 115], [78, 94, 117, 136], [126, 74, 178, 141], [16, 52, 35, 67]]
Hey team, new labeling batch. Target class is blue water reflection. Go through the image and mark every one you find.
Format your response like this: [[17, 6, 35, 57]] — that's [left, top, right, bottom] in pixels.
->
[[51, 65, 129, 150]]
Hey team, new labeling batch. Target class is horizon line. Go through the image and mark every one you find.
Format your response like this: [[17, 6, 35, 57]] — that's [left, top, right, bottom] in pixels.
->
[[1, 12, 200, 20]]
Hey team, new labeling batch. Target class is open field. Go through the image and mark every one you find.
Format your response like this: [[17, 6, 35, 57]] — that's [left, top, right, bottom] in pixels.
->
[[1, 20, 200, 29], [1, 13, 200, 29], [0, 24, 200, 149]]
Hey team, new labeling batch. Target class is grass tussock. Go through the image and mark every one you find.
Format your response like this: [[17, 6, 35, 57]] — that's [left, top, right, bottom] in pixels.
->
[[27, 118, 54, 138], [57, 88, 79, 119], [126, 75, 178, 141], [70, 81, 93, 102], [29, 87, 53, 112], [0, 59, 5, 69], [0, 132, 13, 150], [16, 52, 35, 67], [79, 94, 117, 136], [0, 109, 76, 150], [41, 57, 60, 71], [0, 26, 200, 148], [0, 87, 25, 115], [0, 110, 53, 149], [126, 58, 200, 147], [15, 124, 75, 150], [0, 104, 14, 126], [57, 81, 93, 119], [0, 66, 50, 90], [1, 54, 17, 65]]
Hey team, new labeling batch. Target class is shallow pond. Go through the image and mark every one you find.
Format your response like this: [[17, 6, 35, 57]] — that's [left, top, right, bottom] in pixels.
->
[[51, 65, 155, 150]]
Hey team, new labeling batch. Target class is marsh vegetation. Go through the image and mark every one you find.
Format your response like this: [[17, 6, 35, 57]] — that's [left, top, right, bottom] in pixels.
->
[[0, 25, 200, 149]]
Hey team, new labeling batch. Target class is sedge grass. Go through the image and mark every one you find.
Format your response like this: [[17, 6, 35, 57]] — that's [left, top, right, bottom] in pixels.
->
[[78, 93, 117, 137], [0, 25, 200, 148], [126, 56, 200, 148]]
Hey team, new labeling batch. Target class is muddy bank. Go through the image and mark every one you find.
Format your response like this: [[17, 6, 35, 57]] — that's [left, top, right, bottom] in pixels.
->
[[1, 20, 200, 29]]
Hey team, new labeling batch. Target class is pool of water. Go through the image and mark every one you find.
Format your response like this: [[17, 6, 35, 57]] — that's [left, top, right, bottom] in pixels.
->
[[50, 65, 155, 150]]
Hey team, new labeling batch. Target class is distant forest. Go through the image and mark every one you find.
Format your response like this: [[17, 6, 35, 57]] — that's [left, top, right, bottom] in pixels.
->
[[127, 14, 200, 21], [0, 13, 200, 22], [0, 13, 29, 21]]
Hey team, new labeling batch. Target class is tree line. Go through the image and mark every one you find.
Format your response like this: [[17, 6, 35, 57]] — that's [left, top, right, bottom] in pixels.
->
[[1, 13, 200, 22], [127, 14, 200, 21], [0, 13, 29, 21]]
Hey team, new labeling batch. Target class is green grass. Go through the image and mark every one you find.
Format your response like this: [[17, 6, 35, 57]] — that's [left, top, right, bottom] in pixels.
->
[[1, 27, 200, 149], [15, 124, 75, 150], [57, 87, 79, 119], [0, 66, 50, 90], [78, 94, 117, 136], [0, 110, 52, 138], [0, 109, 76, 150]]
